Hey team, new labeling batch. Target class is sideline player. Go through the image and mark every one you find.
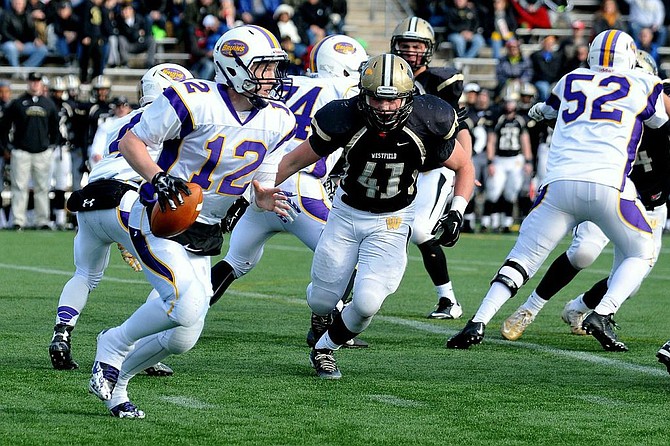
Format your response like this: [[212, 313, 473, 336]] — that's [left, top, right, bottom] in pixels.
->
[[88, 26, 296, 418], [48, 64, 194, 374], [276, 54, 475, 379], [208, 34, 370, 348], [447, 30, 670, 351], [391, 17, 472, 319]]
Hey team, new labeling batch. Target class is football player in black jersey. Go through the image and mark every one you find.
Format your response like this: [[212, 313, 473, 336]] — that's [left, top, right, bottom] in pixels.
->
[[275, 54, 475, 379], [492, 50, 670, 352], [390, 16, 472, 320]]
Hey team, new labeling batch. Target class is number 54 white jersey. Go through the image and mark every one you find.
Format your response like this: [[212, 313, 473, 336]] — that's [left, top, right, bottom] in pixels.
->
[[542, 67, 668, 191], [131, 79, 296, 225]]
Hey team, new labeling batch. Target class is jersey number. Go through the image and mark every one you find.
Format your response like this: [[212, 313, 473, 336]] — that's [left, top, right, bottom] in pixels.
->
[[284, 85, 323, 140], [357, 162, 404, 198], [562, 74, 630, 124], [190, 135, 267, 195]]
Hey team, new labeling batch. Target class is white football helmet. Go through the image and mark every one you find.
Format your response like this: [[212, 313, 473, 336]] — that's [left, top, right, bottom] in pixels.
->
[[213, 25, 290, 102], [138, 63, 194, 106], [309, 34, 368, 80], [635, 49, 658, 76], [588, 30, 637, 72]]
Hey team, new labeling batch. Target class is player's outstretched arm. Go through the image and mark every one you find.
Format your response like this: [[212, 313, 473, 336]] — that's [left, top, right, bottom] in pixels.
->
[[275, 140, 322, 186]]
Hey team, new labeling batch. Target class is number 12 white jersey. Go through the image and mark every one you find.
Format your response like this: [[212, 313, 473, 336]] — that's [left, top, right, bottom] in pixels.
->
[[542, 67, 668, 191], [131, 79, 296, 225]]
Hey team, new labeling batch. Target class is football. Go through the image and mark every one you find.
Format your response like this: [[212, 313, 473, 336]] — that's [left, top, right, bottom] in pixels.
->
[[150, 182, 203, 238]]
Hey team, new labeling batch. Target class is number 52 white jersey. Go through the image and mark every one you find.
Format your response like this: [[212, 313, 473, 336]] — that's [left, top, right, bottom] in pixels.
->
[[542, 67, 668, 191], [131, 79, 296, 225]]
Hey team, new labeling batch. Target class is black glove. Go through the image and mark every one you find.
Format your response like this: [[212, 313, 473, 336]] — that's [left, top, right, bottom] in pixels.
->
[[221, 197, 250, 233], [151, 172, 191, 212], [431, 210, 463, 247], [456, 106, 469, 126], [663, 79, 670, 96]]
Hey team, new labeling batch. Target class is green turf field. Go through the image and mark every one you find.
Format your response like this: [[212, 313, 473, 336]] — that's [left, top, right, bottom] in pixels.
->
[[1, 230, 669, 445]]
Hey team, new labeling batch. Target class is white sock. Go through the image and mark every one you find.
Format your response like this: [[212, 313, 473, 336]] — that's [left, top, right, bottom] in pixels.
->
[[473, 282, 512, 325], [314, 331, 341, 351], [523, 290, 548, 315], [570, 294, 590, 313], [436, 282, 455, 302], [55, 274, 91, 325]]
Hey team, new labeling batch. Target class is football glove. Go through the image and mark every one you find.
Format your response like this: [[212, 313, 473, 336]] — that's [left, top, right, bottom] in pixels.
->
[[663, 78, 670, 96], [278, 191, 301, 224], [528, 103, 546, 122], [456, 106, 469, 126], [117, 243, 142, 272], [151, 172, 191, 212], [222, 197, 250, 233], [431, 210, 463, 247]]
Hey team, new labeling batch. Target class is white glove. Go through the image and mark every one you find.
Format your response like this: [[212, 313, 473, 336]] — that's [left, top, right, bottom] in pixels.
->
[[117, 243, 143, 272], [528, 103, 546, 122], [277, 192, 301, 224]]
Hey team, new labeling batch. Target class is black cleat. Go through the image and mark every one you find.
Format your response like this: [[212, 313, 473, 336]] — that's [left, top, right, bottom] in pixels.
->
[[309, 348, 342, 379], [428, 297, 463, 319], [581, 312, 628, 352], [49, 324, 79, 370], [143, 362, 174, 376], [446, 320, 485, 349], [656, 341, 670, 375]]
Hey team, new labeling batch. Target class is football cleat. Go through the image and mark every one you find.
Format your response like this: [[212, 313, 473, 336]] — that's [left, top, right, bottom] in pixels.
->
[[110, 401, 146, 419], [89, 361, 120, 401], [49, 324, 79, 370], [581, 312, 628, 352], [656, 341, 670, 375], [309, 348, 342, 380], [306, 328, 369, 349], [142, 362, 174, 376], [428, 297, 463, 319], [446, 320, 485, 349], [501, 307, 535, 341], [561, 298, 587, 335]]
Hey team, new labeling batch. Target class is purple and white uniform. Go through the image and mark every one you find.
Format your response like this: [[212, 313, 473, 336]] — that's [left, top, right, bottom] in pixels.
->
[[503, 63, 667, 316], [224, 74, 358, 277]]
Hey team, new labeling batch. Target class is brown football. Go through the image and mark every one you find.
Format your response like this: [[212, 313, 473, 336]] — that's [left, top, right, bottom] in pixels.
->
[[150, 182, 203, 238]]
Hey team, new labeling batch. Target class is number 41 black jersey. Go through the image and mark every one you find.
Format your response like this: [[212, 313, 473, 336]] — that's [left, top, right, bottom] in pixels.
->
[[308, 94, 458, 213]]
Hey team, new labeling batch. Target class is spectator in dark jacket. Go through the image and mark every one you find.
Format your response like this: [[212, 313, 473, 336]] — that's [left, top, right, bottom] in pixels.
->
[[49, 1, 79, 64], [530, 35, 565, 101], [75, 0, 111, 83], [297, 0, 331, 45], [238, 0, 281, 38], [446, 0, 486, 58], [0, 0, 49, 68], [495, 38, 533, 98], [0, 72, 59, 230], [116, 1, 156, 67]]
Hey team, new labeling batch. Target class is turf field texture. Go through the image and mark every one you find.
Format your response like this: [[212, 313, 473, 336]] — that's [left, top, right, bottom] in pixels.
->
[[1, 230, 669, 445]]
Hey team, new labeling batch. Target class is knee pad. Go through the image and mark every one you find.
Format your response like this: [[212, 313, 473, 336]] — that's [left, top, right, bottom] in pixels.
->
[[76, 270, 103, 291], [307, 282, 342, 316], [566, 242, 602, 270], [161, 318, 204, 355], [491, 259, 529, 297]]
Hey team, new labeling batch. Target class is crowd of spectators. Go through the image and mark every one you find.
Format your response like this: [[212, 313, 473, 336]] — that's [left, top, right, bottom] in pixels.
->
[[410, 0, 670, 99], [0, 0, 350, 83]]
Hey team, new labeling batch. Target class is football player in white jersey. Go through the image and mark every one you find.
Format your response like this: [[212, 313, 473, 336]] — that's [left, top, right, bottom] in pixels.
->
[[208, 34, 369, 348], [48, 64, 194, 374], [498, 50, 670, 350], [88, 25, 297, 418], [447, 30, 670, 350]]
